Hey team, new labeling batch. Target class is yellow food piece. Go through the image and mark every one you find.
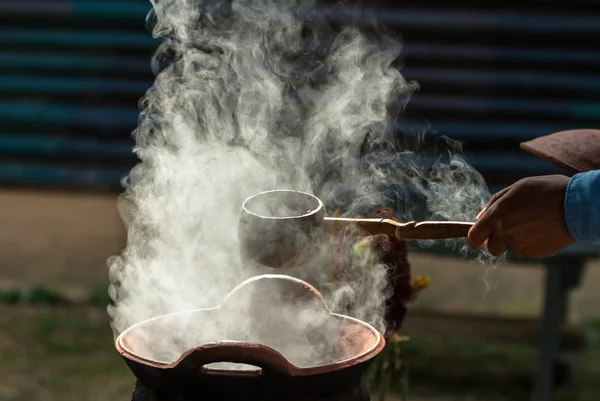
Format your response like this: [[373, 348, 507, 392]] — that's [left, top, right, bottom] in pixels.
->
[[409, 275, 430, 301]]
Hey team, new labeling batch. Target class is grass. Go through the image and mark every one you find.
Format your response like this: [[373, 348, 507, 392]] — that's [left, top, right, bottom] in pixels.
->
[[3, 304, 600, 401], [367, 321, 600, 401], [0, 306, 132, 401], [0, 287, 70, 305], [0, 285, 112, 307], [372, 340, 535, 400]]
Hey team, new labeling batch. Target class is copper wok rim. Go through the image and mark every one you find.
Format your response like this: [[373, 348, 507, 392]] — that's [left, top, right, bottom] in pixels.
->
[[115, 310, 385, 377], [241, 189, 324, 220]]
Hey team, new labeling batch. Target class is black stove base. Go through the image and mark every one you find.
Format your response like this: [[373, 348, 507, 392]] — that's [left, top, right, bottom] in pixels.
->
[[131, 380, 370, 401]]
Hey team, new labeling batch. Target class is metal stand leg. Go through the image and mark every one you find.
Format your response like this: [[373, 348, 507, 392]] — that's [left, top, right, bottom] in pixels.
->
[[532, 259, 585, 401]]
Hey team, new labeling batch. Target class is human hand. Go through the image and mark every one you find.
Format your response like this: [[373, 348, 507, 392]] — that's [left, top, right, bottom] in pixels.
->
[[468, 175, 575, 258]]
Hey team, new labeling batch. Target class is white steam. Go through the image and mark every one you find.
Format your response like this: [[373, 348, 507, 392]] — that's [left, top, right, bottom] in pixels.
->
[[108, 0, 491, 362]]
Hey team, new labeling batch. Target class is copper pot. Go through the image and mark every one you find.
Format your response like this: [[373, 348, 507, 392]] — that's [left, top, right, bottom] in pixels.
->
[[115, 275, 385, 400]]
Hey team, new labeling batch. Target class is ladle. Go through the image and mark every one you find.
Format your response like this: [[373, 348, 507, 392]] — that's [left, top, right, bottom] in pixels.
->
[[238, 189, 474, 268]]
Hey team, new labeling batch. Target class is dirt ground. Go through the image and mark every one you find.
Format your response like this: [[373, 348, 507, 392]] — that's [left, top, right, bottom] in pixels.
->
[[1, 188, 599, 321], [0, 189, 125, 299]]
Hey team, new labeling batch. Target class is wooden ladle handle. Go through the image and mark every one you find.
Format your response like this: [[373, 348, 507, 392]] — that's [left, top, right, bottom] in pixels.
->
[[394, 221, 474, 240], [323, 217, 474, 240]]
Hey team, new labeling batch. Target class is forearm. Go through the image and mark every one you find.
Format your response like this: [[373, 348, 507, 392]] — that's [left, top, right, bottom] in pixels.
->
[[564, 170, 600, 242]]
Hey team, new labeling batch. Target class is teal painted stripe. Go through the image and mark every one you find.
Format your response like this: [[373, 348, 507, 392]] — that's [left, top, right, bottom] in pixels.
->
[[312, 6, 600, 33], [365, 154, 566, 175], [0, 1, 150, 18], [404, 43, 600, 66], [1, 30, 158, 48], [399, 121, 573, 140], [569, 104, 600, 120], [0, 163, 125, 187], [72, 1, 151, 18], [0, 76, 150, 95], [410, 95, 600, 121], [0, 101, 138, 128], [404, 68, 600, 93], [0, 135, 134, 158], [0, 52, 149, 72]]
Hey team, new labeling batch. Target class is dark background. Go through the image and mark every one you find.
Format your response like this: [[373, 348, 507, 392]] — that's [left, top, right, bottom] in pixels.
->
[[1, 0, 599, 192]]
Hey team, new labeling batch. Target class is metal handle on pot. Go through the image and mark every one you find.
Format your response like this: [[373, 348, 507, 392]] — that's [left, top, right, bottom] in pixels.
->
[[173, 341, 298, 376]]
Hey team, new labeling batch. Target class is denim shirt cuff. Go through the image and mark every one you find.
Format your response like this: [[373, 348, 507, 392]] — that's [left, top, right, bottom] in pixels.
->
[[565, 170, 600, 242]]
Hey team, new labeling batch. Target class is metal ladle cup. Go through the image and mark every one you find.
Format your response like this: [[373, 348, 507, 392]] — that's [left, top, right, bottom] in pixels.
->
[[238, 189, 473, 268]]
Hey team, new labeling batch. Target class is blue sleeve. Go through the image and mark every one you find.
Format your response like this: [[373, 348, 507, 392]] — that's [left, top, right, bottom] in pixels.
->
[[564, 170, 600, 242]]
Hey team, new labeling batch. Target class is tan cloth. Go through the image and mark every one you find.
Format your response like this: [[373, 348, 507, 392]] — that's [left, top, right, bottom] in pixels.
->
[[520, 129, 600, 174]]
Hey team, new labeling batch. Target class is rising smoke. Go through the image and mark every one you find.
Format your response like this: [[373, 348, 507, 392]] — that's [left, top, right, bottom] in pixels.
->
[[108, 0, 492, 356]]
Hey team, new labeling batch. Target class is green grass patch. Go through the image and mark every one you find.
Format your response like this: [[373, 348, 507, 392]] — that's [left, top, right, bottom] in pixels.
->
[[0, 286, 70, 305], [365, 318, 600, 401], [366, 338, 535, 400], [87, 284, 113, 308], [0, 306, 132, 401]]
